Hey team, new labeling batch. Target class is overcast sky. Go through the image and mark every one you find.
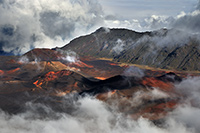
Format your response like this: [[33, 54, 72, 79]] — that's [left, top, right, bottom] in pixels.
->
[[0, 0, 199, 55], [99, 0, 198, 20]]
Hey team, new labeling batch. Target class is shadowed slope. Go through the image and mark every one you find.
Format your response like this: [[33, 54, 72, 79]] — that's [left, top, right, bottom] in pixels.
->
[[60, 27, 200, 71]]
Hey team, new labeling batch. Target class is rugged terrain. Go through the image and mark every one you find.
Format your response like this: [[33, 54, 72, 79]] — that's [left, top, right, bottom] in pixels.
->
[[0, 28, 200, 125], [60, 27, 200, 71]]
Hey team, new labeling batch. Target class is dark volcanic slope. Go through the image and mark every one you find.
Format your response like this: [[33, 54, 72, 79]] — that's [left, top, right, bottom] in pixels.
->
[[0, 27, 200, 122], [60, 27, 200, 71], [0, 52, 188, 120]]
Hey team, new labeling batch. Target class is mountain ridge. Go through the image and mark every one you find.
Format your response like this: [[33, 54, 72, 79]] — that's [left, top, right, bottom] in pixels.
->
[[58, 27, 200, 71], [0, 28, 199, 122]]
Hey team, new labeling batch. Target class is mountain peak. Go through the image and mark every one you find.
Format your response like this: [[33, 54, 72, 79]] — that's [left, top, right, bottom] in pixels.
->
[[95, 27, 110, 33], [60, 27, 200, 71]]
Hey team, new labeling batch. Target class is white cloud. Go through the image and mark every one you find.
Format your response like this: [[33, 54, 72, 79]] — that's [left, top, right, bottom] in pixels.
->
[[175, 77, 200, 107], [112, 39, 125, 54], [0, 95, 195, 133], [18, 56, 29, 64], [172, 10, 200, 33], [123, 66, 144, 78], [103, 0, 200, 34], [59, 50, 79, 63], [168, 105, 200, 133], [177, 11, 187, 19], [0, 75, 200, 133], [99, 0, 197, 20], [0, 0, 104, 55], [0, 0, 199, 55]]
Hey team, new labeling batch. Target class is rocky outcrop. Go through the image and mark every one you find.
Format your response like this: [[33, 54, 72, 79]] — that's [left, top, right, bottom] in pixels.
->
[[60, 27, 200, 71]]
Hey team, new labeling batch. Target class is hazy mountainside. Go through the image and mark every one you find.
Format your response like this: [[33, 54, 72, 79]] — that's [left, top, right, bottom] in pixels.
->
[[60, 27, 200, 71]]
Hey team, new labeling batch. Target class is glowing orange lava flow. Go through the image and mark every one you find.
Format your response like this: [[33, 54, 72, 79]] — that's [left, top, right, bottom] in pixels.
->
[[73, 82, 78, 88], [142, 77, 173, 91], [33, 70, 73, 88], [0, 70, 4, 75], [33, 80, 43, 88], [44, 71, 72, 81], [7, 68, 20, 74], [109, 63, 118, 66], [95, 77, 107, 80], [111, 90, 117, 95], [73, 61, 94, 68], [7, 59, 16, 64]]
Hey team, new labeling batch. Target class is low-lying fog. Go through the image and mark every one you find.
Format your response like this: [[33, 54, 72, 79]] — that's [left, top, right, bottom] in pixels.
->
[[0, 77, 199, 133]]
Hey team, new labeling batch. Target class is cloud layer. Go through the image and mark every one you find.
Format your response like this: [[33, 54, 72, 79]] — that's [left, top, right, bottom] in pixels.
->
[[104, 0, 200, 33], [0, 0, 104, 55], [0, 84, 199, 133], [0, 0, 199, 55]]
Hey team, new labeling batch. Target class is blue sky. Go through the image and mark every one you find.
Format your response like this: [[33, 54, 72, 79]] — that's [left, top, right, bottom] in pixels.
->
[[99, 0, 198, 20]]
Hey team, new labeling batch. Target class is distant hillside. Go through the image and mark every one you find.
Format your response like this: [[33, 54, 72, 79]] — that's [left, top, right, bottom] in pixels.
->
[[60, 27, 200, 71]]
